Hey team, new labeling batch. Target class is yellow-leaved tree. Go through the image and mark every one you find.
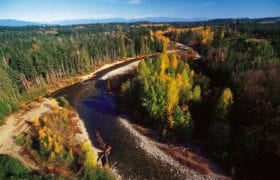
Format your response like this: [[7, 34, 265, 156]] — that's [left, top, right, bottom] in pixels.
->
[[181, 69, 192, 90], [170, 53, 178, 70], [82, 142, 97, 168], [214, 87, 234, 122], [159, 53, 170, 76], [166, 79, 180, 128], [154, 30, 170, 51]]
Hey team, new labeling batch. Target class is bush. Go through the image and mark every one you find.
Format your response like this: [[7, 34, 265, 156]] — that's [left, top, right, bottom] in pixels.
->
[[0, 100, 9, 124], [82, 166, 115, 180], [15, 133, 32, 147], [173, 106, 193, 138], [56, 96, 71, 108], [0, 155, 30, 178], [20, 87, 48, 104], [0, 155, 54, 179]]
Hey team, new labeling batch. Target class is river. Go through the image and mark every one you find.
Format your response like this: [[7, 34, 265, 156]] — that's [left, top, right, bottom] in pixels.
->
[[48, 44, 227, 179], [50, 57, 211, 179]]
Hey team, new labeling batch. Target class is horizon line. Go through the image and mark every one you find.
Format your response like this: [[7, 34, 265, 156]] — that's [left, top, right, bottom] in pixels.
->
[[0, 16, 279, 23]]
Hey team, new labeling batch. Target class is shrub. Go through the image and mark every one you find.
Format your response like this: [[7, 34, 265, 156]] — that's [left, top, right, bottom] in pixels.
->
[[81, 142, 115, 180], [82, 166, 115, 180], [0, 100, 9, 124], [57, 96, 71, 108], [15, 133, 32, 147], [0, 155, 30, 178], [20, 87, 48, 104], [173, 107, 193, 138], [0, 155, 54, 179]]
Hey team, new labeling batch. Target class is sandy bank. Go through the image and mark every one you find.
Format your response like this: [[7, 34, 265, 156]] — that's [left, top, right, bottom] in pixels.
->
[[0, 56, 143, 173], [48, 56, 147, 94]]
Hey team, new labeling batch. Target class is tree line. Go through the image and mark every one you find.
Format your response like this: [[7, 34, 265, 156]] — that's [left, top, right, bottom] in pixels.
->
[[0, 24, 164, 123], [168, 23, 280, 179], [112, 22, 279, 179]]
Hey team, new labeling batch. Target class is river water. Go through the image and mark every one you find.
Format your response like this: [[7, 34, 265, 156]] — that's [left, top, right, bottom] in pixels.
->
[[50, 60, 189, 179]]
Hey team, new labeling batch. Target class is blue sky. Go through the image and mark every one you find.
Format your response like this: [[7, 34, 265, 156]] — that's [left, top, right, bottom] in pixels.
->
[[0, 0, 279, 22]]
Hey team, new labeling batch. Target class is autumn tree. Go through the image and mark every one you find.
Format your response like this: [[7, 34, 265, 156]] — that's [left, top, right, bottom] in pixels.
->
[[215, 88, 233, 121], [118, 53, 203, 139], [208, 88, 233, 162]]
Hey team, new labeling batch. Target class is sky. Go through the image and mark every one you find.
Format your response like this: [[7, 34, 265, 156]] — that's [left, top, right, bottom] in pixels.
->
[[0, 0, 279, 22]]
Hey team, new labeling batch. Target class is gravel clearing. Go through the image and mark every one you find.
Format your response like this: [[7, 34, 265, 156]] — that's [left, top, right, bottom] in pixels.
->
[[118, 117, 221, 180]]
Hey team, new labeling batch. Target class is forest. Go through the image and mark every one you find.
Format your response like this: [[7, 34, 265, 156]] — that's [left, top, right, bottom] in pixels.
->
[[0, 24, 165, 123], [110, 22, 280, 179], [0, 21, 279, 179]]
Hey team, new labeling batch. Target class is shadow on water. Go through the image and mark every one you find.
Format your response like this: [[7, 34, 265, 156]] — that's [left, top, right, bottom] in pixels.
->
[[83, 80, 116, 115], [51, 61, 188, 179], [79, 80, 186, 179]]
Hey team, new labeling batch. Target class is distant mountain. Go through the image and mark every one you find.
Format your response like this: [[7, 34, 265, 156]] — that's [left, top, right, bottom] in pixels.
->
[[52, 16, 280, 25], [53, 18, 129, 25], [0, 17, 279, 27], [202, 17, 280, 26], [0, 17, 207, 27], [52, 17, 208, 25], [0, 19, 42, 27], [137, 17, 208, 22]]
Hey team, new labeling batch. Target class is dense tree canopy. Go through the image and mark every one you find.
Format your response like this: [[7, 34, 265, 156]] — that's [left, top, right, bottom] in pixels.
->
[[117, 54, 205, 139], [0, 24, 164, 121], [116, 22, 280, 179], [167, 23, 280, 179], [0, 21, 279, 179]]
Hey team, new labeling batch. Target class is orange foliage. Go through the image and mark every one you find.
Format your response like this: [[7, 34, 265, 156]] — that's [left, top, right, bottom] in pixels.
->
[[159, 26, 214, 45], [27, 108, 84, 172], [176, 74, 184, 89], [154, 30, 170, 51], [167, 79, 179, 113], [33, 116, 40, 127], [32, 44, 40, 50], [191, 26, 214, 45], [170, 53, 178, 69], [159, 53, 170, 76]]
